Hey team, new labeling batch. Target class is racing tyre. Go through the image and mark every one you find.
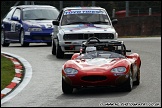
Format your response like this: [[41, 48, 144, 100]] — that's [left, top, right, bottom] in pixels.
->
[[1, 29, 10, 47], [62, 78, 73, 94], [20, 29, 29, 47], [56, 41, 64, 58], [123, 71, 133, 92], [134, 69, 140, 85], [52, 40, 56, 55]]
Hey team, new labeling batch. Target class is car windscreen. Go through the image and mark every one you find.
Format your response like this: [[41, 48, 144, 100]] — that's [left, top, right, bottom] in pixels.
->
[[22, 7, 59, 20], [61, 9, 111, 25], [76, 51, 125, 59]]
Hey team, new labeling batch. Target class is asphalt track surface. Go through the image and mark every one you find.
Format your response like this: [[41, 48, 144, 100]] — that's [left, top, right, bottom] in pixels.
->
[[1, 37, 161, 107]]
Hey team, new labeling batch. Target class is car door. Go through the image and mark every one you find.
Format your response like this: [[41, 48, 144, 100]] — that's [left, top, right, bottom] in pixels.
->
[[2, 7, 16, 39], [8, 8, 22, 40], [53, 10, 63, 40]]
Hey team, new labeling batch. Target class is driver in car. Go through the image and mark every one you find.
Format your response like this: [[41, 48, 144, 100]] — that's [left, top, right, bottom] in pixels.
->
[[62, 15, 78, 25], [85, 46, 98, 58]]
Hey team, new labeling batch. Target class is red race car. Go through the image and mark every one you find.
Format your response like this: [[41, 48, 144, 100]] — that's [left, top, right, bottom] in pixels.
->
[[62, 37, 141, 94]]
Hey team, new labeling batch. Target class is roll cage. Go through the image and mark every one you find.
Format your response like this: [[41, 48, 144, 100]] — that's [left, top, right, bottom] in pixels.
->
[[80, 37, 131, 56]]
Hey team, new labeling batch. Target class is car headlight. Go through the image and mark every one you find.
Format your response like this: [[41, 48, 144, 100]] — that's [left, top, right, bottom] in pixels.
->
[[111, 67, 126, 73], [64, 68, 78, 75], [28, 28, 42, 32]]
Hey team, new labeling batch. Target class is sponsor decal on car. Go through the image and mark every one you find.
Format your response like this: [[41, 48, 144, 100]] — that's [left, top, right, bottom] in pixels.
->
[[64, 10, 106, 15], [25, 32, 30, 35]]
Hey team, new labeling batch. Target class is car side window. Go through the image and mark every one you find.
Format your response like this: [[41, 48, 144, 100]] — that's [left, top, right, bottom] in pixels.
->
[[5, 8, 16, 19], [12, 8, 21, 20]]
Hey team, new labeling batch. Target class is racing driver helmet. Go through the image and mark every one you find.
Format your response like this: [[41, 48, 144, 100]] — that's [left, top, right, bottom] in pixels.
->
[[86, 46, 97, 53]]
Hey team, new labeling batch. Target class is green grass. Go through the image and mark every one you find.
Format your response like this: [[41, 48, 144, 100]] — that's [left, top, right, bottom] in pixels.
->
[[1, 55, 15, 90]]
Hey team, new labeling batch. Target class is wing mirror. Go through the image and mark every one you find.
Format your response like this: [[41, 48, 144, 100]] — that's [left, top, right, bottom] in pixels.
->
[[52, 20, 59, 26], [111, 18, 118, 25], [11, 16, 20, 21]]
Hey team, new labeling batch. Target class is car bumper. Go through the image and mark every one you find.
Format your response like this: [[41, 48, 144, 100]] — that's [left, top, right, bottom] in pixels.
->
[[59, 39, 117, 52], [62, 71, 130, 87], [24, 31, 52, 43]]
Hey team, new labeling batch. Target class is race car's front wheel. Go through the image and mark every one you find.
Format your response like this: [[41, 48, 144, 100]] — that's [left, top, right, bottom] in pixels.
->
[[52, 40, 56, 55], [56, 41, 64, 58], [134, 69, 140, 85], [123, 70, 133, 92], [1, 29, 10, 47], [62, 78, 73, 94], [20, 29, 29, 47]]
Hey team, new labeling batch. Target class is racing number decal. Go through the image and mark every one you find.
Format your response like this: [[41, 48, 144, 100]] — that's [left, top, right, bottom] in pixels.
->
[[11, 22, 16, 32]]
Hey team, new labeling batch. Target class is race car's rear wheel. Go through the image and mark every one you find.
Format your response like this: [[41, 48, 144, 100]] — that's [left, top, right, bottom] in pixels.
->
[[52, 40, 56, 55], [62, 78, 73, 94], [56, 41, 64, 58], [20, 29, 29, 47], [1, 29, 10, 47], [134, 69, 140, 85]]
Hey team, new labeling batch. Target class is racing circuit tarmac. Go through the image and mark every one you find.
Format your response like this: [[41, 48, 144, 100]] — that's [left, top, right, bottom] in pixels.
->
[[1, 37, 161, 107]]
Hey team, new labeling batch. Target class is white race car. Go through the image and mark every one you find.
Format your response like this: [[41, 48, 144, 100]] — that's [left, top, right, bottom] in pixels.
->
[[52, 7, 118, 58]]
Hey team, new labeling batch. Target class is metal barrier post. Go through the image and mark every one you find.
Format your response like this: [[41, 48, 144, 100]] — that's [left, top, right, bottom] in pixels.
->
[[60, 1, 63, 11], [126, 1, 129, 17], [92, 1, 95, 6], [149, 8, 152, 16], [112, 9, 115, 18]]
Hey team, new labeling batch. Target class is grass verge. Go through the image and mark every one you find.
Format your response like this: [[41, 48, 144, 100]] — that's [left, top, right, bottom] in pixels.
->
[[1, 55, 15, 90]]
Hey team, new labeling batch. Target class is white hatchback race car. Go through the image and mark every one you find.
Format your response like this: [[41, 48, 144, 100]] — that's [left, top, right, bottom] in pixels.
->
[[52, 7, 118, 58]]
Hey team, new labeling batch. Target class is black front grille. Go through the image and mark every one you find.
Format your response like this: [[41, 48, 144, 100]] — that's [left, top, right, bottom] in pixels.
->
[[32, 35, 51, 40], [63, 33, 114, 40], [81, 75, 107, 82]]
